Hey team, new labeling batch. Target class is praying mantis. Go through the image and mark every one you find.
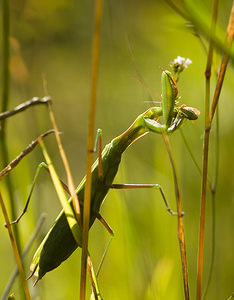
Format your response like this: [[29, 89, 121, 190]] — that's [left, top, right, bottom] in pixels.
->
[[0, 65, 199, 299], [21, 70, 199, 285]]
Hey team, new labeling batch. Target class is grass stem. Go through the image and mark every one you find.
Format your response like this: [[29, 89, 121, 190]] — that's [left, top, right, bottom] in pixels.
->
[[80, 0, 103, 299]]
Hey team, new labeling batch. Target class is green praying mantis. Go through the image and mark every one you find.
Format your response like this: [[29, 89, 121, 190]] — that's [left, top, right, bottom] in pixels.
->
[[20, 70, 199, 285], [0, 66, 199, 296]]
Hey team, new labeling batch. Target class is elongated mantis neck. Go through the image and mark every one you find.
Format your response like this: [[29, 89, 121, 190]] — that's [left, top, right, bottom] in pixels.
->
[[111, 107, 162, 153]]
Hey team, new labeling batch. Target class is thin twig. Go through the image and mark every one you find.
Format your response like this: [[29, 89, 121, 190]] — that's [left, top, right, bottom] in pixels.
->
[[0, 130, 55, 181], [0, 191, 31, 300], [179, 129, 202, 175], [0, 97, 51, 120]]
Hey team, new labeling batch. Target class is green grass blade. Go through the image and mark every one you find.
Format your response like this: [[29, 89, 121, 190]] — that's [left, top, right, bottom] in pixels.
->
[[184, 0, 234, 60], [39, 139, 82, 246]]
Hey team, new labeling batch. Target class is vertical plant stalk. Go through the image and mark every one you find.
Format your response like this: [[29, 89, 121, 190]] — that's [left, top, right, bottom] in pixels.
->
[[162, 133, 190, 300], [209, 3, 234, 122], [203, 108, 219, 300], [0, 191, 31, 300], [1, 214, 46, 300], [0, 0, 9, 114], [80, 0, 103, 299], [0, 0, 22, 250], [0, 2, 25, 299], [196, 3, 234, 300], [196, 1, 217, 298]]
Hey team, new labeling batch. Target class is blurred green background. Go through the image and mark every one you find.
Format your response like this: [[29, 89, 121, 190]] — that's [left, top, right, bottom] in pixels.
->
[[0, 0, 233, 299]]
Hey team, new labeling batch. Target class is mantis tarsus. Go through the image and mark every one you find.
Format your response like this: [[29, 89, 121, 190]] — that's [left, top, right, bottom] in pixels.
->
[[20, 70, 199, 285]]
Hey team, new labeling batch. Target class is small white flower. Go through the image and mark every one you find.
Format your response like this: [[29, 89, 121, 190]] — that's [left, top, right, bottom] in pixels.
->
[[175, 56, 185, 65], [170, 56, 192, 73], [184, 58, 192, 68]]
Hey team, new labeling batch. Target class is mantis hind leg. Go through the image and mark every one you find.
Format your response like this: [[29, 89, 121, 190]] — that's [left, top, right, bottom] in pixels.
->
[[1, 130, 74, 227], [0, 130, 55, 226], [87, 255, 104, 300], [5, 161, 49, 226], [7, 159, 71, 226], [110, 183, 181, 216]]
